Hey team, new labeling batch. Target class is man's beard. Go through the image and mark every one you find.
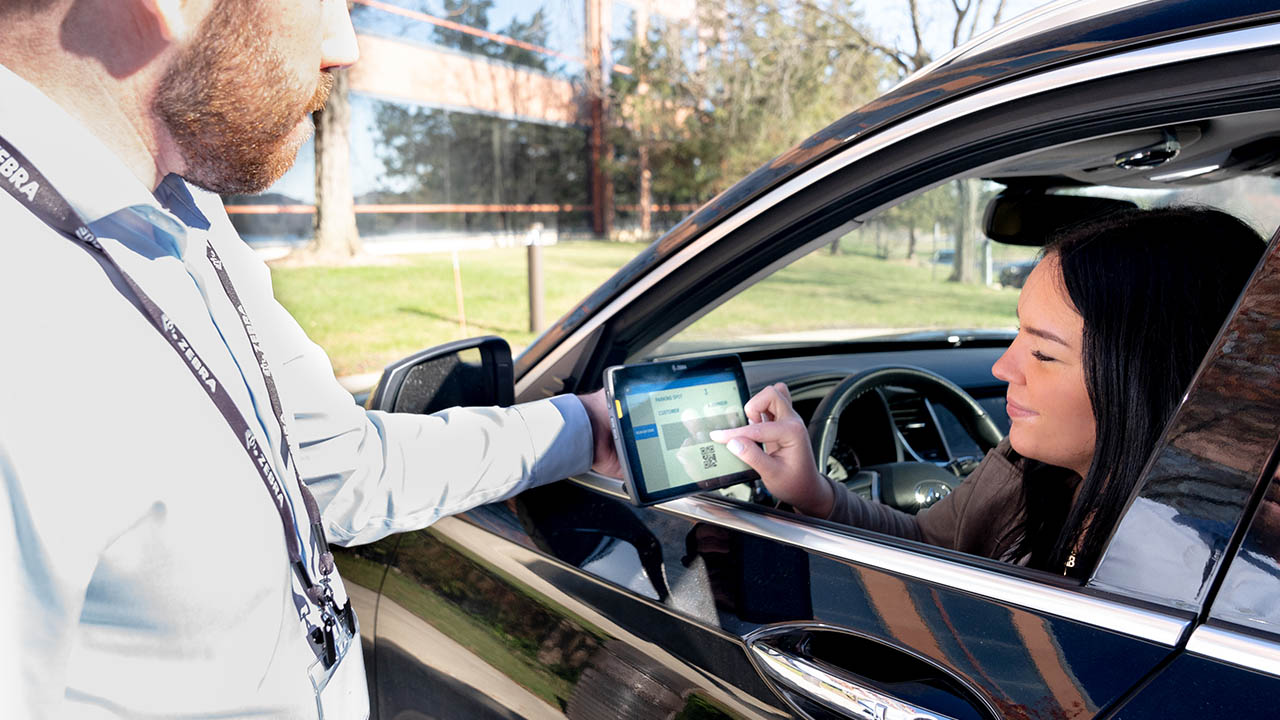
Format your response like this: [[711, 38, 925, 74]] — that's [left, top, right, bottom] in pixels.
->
[[152, 2, 333, 194]]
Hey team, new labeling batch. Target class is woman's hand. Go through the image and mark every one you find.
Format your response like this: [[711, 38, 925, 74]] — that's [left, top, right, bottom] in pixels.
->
[[710, 383, 835, 518]]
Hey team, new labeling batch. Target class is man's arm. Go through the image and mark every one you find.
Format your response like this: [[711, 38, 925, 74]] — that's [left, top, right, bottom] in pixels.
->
[[206, 223, 616, 546], [287, 358, 604, 546]]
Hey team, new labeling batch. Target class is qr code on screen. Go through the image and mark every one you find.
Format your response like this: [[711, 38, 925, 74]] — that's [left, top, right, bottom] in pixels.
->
[[700, 445, 717, 469]]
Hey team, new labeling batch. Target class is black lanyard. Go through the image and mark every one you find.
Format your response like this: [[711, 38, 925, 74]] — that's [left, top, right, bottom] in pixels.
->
[[0, 133, 337, 605]]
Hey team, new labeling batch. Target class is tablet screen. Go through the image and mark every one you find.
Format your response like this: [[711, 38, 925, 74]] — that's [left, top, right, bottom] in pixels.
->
[[607, 356, 758, 505]]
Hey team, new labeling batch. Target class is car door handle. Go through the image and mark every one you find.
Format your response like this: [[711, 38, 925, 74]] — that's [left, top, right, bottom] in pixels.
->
[[745, 626, 994, 720], [750, 641, 957, 720]]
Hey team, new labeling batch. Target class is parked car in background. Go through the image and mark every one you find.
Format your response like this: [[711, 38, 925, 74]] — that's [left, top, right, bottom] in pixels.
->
[[998, 257, 1039, 288], [339, 2, 1280, 718]]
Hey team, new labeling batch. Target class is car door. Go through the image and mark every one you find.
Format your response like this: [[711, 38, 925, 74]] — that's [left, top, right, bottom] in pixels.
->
[[1104, 434, 1280, 717], [345, 13, 1280, 720]]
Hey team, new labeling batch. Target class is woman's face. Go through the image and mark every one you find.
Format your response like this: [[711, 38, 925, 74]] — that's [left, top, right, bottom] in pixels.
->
[[992, 255, 1096, 477]]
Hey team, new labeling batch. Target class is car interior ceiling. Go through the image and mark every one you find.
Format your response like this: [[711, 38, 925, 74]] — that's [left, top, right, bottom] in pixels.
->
[[980, 110, 1280, 189]]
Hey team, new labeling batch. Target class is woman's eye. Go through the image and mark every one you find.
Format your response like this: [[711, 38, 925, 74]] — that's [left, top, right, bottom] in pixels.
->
[[1031, 350, 1057, 362]]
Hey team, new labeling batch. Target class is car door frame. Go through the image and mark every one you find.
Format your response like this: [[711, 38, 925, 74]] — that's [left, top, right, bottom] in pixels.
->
[[503, 19, 1280, 718]]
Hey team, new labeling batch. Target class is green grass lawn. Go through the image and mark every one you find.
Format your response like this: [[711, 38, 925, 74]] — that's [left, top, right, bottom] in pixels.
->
[[270, 241, 645, 377], [271, 240, 1019, 377], [678, 244, 1020, 343]]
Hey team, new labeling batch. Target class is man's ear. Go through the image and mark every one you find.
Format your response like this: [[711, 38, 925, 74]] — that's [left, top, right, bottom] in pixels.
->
[[138, 0, 190, 42]]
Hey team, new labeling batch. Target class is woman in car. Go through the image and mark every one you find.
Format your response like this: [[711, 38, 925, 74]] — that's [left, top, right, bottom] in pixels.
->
[[710, 206, 1266, 577]]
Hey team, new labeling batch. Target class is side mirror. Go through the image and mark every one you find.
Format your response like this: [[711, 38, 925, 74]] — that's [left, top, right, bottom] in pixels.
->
[[365, 335, 514, 414]]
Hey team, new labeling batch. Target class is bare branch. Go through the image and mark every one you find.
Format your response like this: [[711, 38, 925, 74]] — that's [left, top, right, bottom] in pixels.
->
[[966, 0, 988, 43], [871, 43, 914, 76], [907, 0, 926, 62], [950, 0, 972, 49], [991, 0, 1009, 27], [798, 0, 915, 74]]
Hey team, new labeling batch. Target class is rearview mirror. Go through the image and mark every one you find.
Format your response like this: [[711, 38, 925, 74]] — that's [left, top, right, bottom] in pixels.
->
[[365, 335, 514, 414], [984, 190, 1137, 246]]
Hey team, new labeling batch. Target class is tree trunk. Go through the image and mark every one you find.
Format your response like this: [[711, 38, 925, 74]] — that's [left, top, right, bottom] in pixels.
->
[[949, 178, 980, 283], [308, 66, 361, 261], [907, 226, 917, 260], [638, 142, 652, 236]]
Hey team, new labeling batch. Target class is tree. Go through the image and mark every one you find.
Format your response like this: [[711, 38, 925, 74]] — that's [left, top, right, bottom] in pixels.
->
[[882, 183, 958, 260], [304, 64, 363, 262], [608, 0, 891, 230], [800, 0, 1009, 282]]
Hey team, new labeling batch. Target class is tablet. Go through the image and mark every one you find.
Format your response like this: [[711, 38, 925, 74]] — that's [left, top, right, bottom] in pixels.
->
[[605, 355, 758, 506]]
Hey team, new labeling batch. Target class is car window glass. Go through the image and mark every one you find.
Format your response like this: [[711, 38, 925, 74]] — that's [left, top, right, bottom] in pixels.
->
[[1207, 439, 1280, 636], [645, 172, 1280, 585], [654, 177, 1280, 358], [656, 182, 1029, 357]]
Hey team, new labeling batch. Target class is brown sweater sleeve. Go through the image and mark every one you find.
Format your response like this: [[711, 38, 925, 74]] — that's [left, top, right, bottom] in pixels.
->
[[818, 439, 1027, 560], [820, 474, 925, 542]]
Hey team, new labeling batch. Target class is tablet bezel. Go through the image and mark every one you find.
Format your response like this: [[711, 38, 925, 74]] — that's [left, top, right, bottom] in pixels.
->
[[605, 354, 759, 506]]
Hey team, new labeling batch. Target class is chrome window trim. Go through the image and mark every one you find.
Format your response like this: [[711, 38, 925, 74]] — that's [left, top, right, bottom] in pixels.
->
[[570, 470, 631, 501], [1186, 625, 1280, 678], [515, 23, 1280, 397], [658, 494, 1190, 646]]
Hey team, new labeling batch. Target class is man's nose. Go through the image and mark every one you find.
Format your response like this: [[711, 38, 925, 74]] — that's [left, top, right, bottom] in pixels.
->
[[321, 0, 360, 69]]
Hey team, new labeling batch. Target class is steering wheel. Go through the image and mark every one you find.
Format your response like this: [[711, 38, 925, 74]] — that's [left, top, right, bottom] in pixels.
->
[[808, 366, 1004, 513]]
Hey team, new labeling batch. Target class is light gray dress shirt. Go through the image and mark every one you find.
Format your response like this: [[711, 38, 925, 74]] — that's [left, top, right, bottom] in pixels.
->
[[0, 63, 592, 719]]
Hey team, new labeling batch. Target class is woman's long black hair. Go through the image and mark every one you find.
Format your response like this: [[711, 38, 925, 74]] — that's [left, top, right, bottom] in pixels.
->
[[1010, 206, 1266, 576]]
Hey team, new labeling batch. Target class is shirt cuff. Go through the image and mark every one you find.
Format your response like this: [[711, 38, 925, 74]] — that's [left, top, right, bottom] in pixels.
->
[[513, 394, 594, 487]]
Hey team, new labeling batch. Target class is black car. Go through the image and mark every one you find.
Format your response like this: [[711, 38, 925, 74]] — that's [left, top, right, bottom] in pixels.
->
[[997, 258, 1038, 288], [339, 3, 1280, 718]]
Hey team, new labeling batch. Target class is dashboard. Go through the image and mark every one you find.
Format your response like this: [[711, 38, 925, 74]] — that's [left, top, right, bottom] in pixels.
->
[[740, 345, 1011, 475]]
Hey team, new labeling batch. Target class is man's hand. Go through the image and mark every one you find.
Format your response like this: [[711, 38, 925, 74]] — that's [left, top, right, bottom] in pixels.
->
[[578, 389, 622, 478]]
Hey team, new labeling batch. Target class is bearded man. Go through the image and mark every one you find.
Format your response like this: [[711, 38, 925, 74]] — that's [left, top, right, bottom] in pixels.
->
[[0, 1, 618, 717]]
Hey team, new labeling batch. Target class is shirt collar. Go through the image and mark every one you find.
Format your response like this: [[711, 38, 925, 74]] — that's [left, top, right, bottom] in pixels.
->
[[0, 64, 189, 227], [154, 174, 212, 231]]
